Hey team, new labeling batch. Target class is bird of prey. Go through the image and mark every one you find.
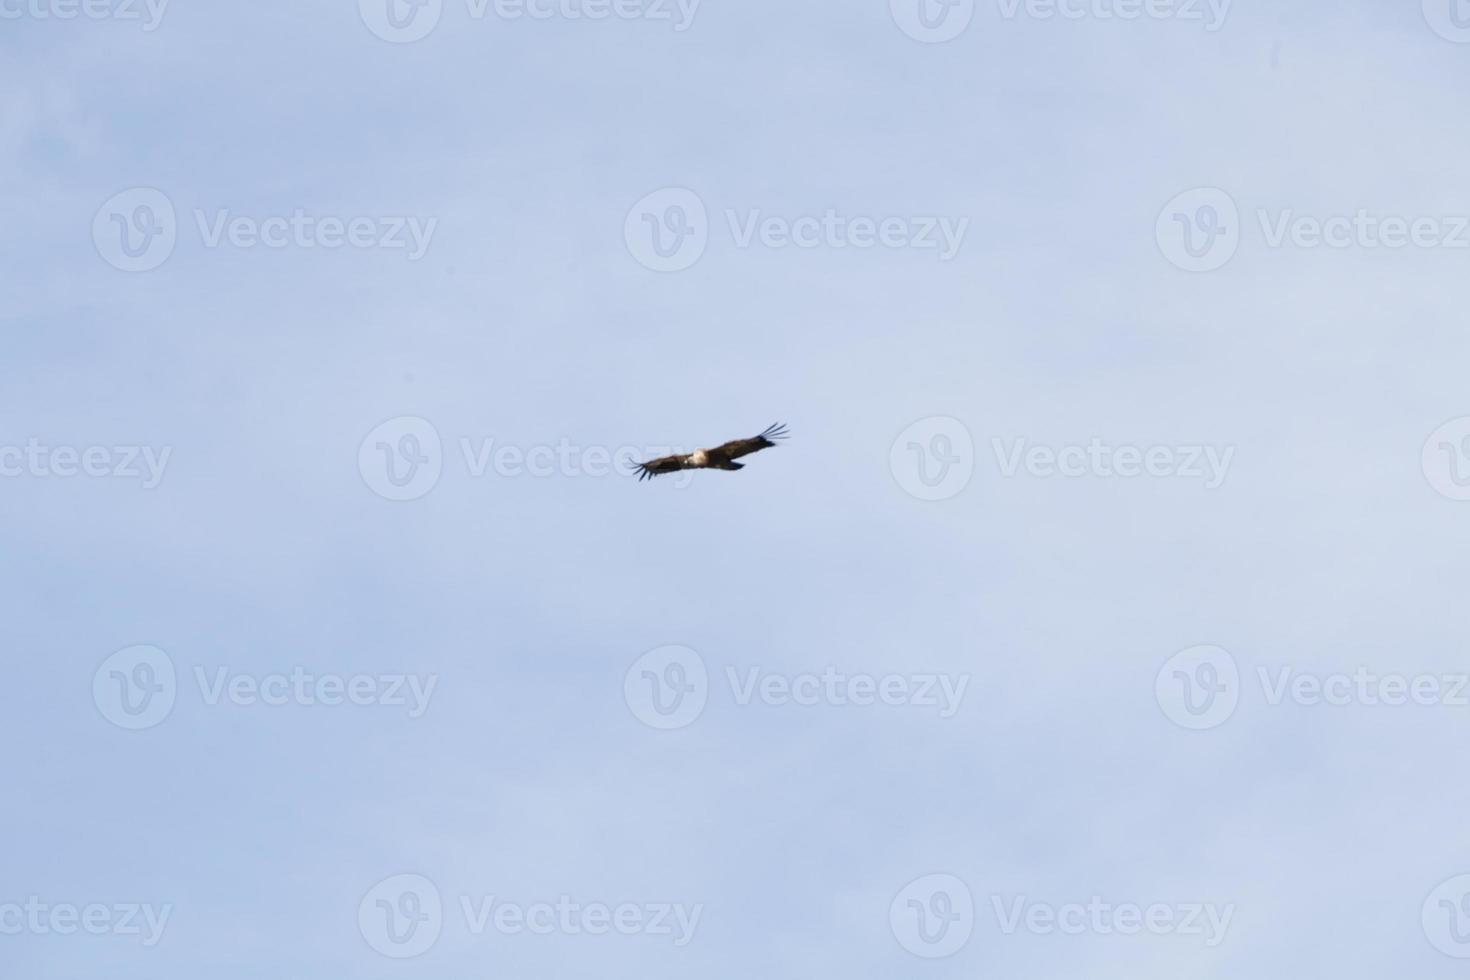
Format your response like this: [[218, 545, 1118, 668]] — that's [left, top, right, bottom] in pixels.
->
[[633, 423, 789, 482]]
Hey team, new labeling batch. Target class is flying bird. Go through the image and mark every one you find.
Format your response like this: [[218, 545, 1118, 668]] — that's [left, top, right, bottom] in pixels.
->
[[632, 423, 789, 482]]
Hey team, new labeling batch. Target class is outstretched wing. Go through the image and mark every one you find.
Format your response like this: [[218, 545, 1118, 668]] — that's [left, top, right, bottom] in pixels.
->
[[632, 453, 691, 482], [707, 422, 789, 464]]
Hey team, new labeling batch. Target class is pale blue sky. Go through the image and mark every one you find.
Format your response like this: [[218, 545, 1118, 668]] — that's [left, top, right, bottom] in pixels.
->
[[5, 1, 1470, 977]]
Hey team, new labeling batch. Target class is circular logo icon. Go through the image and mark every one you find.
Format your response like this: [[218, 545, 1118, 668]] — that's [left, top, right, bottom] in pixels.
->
[[93, 188, 177, 273], [1422, 417, 1470, 501], [1155, 644, 1239, 730], [359, 417, 443, 502], [1156, 187, 1240, 273], [93, 645, 177, 731], [624, 188, 708, 273], [890, 873, 974, 958], [1424, 874, 1470, 957], [624, 645, 708, 730], [1424, 0, 1470, 43], [359, 873, 443, 958], [359, 0, 442, 43], [890, 416, 974, 502], [890, 0, 975, 43]]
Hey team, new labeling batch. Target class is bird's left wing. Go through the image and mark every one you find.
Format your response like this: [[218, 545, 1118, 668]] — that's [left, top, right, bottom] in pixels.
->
[[709, 422, 789, 462], [632, 452, 690, 481]]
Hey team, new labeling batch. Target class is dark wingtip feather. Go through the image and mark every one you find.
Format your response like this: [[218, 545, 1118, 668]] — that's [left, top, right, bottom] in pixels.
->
[[761, 422, 790, 442]]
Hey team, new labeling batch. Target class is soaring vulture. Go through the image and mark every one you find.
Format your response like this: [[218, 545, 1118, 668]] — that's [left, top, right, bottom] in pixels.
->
[[633, 423, 789, 482]]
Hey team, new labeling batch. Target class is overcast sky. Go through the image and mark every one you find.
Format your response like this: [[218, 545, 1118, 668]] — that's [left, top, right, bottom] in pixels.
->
[[5, 1, 1470, 977]]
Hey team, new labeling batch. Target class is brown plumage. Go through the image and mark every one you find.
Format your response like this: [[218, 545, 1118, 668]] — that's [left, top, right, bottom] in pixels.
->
[[633, 423, 789, 482]]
